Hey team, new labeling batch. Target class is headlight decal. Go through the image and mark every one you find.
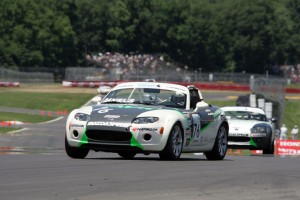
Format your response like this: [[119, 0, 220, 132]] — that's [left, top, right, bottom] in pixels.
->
[[74, 113, 90, 121], [132, 117, 159, 124], [200, 123, 211, 132], [249, 138, 257, 147], [78, 129, 88, 147], [200, 109, 222, 132], [213, 109, 222, 119], [130, 132, 144, 150]]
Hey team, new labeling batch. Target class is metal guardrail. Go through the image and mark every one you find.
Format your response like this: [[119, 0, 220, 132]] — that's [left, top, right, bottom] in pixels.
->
[[0, 68, 54, 83]]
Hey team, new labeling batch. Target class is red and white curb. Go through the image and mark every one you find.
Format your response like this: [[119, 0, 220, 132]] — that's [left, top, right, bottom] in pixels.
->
[[62, 80, 119, 88], [0, 82, 20, 87]]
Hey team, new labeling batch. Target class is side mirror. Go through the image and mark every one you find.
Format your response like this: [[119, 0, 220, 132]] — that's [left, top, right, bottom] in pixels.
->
[[269, 118, 277, 123], [91, 96, 102, 104]]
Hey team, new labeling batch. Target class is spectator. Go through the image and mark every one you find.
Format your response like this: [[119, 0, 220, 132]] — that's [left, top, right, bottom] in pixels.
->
[[280, 124, 288, 140], [291, 125, 299, 140]]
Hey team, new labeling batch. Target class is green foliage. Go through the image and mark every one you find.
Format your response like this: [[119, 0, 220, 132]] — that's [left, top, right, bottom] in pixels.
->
[[0, 92, 95, 112], [1, 0, 300, 72], [284, 100, 300, 133]]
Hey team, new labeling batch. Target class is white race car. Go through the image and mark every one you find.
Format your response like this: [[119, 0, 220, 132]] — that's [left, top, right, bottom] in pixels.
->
[[221, 106, 275, 154], [65, 82, 229, 160]]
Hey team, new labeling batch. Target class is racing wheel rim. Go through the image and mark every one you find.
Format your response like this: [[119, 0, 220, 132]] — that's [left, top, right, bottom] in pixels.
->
[[218, 125, 227, 156], [171, 125, 183, 157]]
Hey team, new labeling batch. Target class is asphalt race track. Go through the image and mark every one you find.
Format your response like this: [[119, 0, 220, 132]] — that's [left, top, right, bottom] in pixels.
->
[[1, 91, 300, 200], [1, 143, 300, 200]]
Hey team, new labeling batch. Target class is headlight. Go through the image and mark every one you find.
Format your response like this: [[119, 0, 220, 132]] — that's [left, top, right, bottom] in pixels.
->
[[251, 126, 266, 133], [132, 117, 159, 124], [74, 113, 90, 121], [250, 126, 267, 137]]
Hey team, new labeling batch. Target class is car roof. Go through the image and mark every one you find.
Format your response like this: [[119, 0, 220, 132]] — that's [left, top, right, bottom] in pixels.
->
[[221, 106, 265, 114], [113, 82, 189, 94]]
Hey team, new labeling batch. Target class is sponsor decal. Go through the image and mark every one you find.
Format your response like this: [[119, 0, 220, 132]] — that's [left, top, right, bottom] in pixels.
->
[[167, 86, 185, 92], [231, 133, 249, 137], [130, 132, 144, 150], [104, 115, 121, 120], [93, 107, 113, 113], [104, 105, 155, 111], [71, 124, 84, 128], [87, 121, 129, 127], [277, 140, 300, 155], [250, 138, 257, 147], [79, 131, 88, 147], [131, 127, 158, 132], [250, 133, 266, 137], [135, 83, 161, 88], [191, 114, 201, 141], [103, 98, 135, 103]]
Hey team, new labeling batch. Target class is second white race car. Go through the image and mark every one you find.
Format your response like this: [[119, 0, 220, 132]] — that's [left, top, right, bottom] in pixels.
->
[[221, 106, 276, 154], [65, 82, 229, 160]]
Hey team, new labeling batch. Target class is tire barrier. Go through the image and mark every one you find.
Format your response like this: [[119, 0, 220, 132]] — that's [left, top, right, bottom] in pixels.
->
[[0, 82, 20, 87], [0, 121, 23, 126], [39, 110, 68, 116], [0, 147, 24, 154], [62, 80, 120, 88], [286, 88, 300, 94]]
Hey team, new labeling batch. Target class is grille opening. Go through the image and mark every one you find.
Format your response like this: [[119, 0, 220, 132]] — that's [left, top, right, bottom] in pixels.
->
[[86, 130, 132, 142], [228, 136, 250, 142], [73, 130, 79, 138], [143, 134, 152, 141]]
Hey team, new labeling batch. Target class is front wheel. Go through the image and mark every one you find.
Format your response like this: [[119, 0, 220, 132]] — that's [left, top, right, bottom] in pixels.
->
[[205, 124, 228, 160], [159, 123, 183, 160], [65, 135, 89, 159], [263, 139, 274, 155]]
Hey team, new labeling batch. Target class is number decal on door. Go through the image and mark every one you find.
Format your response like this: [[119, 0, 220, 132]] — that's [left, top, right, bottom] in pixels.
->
[[192, 114, 201, 141]]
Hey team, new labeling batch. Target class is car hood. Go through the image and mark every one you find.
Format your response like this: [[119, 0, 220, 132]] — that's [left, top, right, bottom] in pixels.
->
[[86, 104, 180, 131], [228, 120, 267, 134], [90, 104, 161, 122]]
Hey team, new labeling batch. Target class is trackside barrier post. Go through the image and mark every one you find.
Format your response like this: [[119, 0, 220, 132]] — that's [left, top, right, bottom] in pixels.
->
[[274, 140, 278, 155], [227, 149, 243, 155]]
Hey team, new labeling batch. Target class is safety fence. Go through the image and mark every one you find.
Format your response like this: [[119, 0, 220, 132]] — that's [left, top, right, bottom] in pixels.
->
[[0, 68, 54, 83], [0, 66, 288, 85]]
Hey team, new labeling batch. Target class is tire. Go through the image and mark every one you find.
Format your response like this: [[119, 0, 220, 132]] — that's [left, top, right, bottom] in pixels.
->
[[65, 134, 89, 159], [159, 123, 183, 160], [118, 152, 137, 159], [205, 124, 228, 160], [263, 139, 274, 155]]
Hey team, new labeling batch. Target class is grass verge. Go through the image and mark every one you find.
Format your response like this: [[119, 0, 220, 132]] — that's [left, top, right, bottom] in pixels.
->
[[0, 112, 56, 123], [0, 127, 22, 134], [0, 92, 95, 112]]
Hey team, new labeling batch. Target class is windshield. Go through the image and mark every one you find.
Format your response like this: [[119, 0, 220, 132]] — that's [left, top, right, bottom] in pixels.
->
[[102, 88, 186, 108], [224, 111, 267, 122]]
